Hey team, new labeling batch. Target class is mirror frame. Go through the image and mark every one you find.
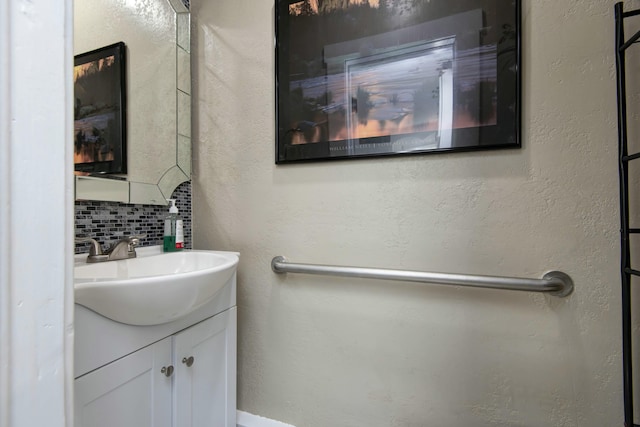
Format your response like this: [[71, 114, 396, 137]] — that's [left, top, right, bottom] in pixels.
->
[[75, 0, 191, 206]]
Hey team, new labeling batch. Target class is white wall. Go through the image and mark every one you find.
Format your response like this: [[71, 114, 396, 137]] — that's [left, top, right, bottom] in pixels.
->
[[192, 0, 629, 425], [0, 0, 74, 426]]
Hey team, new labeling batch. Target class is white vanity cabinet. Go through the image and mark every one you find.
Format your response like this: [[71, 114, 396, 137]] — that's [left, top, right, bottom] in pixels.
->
[[75, 307, 236, 427], [75, 337, 173, 427], [173, 308, 237, 427], [74, 270, 238, 427]]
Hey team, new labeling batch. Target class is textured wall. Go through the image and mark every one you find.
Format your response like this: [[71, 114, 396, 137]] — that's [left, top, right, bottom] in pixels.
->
[[192, 0, 630, 425]]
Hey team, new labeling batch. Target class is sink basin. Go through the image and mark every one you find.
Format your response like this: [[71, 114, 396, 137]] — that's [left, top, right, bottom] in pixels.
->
[[74, 248, 239, 326]]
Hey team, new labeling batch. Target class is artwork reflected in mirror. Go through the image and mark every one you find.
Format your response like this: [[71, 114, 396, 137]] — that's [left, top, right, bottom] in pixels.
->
[[74, 42, 127, 175], [275, 0, 521, 163]]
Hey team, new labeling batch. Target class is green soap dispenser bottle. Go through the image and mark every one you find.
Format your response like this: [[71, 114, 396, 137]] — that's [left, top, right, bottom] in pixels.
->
[[163, 199, 184, 252]]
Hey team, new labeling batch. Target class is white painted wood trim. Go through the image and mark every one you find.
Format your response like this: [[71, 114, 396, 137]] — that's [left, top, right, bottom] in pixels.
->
[[237, 411, 297, 427], [0, 0, 75, 426], [0, 1, 10, 425]]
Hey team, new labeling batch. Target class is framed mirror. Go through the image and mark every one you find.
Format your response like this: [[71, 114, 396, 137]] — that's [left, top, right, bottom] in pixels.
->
[[74, 0, 191, 205]]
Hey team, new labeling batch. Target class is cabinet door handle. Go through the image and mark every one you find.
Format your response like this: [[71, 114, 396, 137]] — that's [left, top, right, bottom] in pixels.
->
[[161, 365, 174, 377], [182, 356, 194, 367]]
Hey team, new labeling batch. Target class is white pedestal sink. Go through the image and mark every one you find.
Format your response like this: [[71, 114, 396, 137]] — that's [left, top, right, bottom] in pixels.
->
[[74, 247, 239, 325]]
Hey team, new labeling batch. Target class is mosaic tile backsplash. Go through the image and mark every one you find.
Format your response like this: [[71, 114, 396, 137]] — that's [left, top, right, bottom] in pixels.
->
[[75, 181, 192, 254]]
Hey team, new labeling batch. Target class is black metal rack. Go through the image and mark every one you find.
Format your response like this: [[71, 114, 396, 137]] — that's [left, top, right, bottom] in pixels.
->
[[615, 2, 640, 426]]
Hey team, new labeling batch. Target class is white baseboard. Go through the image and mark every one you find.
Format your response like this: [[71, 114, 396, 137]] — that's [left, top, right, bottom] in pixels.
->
[[237, 410, 296, 427]]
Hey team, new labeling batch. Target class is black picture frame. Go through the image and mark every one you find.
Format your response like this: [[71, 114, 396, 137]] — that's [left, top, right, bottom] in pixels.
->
[[74, 42, 127, 175], [275, 0, 521, 163]]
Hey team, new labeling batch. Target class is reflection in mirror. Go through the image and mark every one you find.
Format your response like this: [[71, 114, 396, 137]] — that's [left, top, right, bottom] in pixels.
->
[[76, 176, 129, 203], [74, 0, 191, 205]]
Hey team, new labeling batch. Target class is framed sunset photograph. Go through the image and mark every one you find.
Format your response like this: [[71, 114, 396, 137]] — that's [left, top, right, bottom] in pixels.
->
[[74, 42, 127, 175], [275, 0, 521, 163]]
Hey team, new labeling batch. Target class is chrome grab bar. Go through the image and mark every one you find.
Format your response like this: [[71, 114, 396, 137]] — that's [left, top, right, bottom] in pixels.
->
[[271, 256, 574, 297]]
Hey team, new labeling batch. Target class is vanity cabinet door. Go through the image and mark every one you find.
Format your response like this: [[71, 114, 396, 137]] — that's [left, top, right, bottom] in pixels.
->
[[74, 338, 173, 427], [173, 307, 237, 427]]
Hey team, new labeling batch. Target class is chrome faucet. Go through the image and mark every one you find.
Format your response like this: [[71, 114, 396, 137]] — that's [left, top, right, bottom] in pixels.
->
[[75, 235, 145, 263]]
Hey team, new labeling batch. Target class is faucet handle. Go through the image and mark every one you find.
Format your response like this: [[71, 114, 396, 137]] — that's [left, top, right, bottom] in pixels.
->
[[75, 237, 103, 256], [124, 234, 147, 247]]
